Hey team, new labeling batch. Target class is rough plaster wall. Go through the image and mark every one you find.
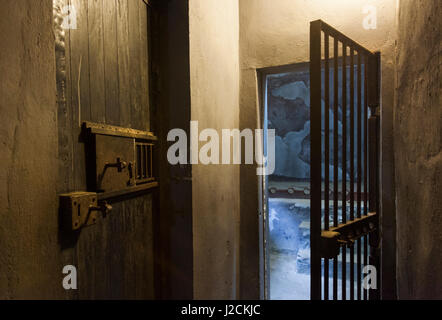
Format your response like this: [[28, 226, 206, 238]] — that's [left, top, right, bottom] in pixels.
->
[[0, 0, 61, 298], [395, 0, 442, 300], [239, 0, 398, 298], [189, 0, 240, 299]]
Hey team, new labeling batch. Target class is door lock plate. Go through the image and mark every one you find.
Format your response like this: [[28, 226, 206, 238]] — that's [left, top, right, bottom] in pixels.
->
[[60, 192, 99, 230]]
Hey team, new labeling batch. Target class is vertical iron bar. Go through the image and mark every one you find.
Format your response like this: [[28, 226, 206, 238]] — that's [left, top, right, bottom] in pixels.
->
[[357, 52, 362, 300], [364, 235, 368, 300], [364, 237, 368, 300], [368, 113, 380, 300], [333, 37, 339, 301], [349, 48, 355, 301], [364, 55, 369, 218], [368, 113, 381, 300], [143, 144, 147, 178], [342, 42, 347, 300], [324, 32, 330, 301], [137, 144, 142, 179], [368, 118, 378, 213], [368, 52, 381, 301], [310, 20, 322, 301], [150, 145, 153, 179], [368, 52, 380, 214], [364, 54, 369, 300]]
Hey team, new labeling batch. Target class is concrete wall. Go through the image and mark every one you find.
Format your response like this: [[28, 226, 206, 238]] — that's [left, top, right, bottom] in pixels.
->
[[394, 0, 442, 300], [239, 0, 398, 298], [0, 0, 61, 299], [189, 0, 240, 299]]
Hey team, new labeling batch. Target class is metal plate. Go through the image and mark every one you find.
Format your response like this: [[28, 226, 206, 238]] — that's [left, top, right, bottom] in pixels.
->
[[95, 135, 136, 193], [60, 192, 99, 230]]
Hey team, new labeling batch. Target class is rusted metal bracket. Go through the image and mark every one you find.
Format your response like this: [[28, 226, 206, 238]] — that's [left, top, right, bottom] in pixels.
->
[[59, 122, 159, 232], [60, 192, 113, 231], [84, 121, 157, 141], [320, 212, 378, 259]]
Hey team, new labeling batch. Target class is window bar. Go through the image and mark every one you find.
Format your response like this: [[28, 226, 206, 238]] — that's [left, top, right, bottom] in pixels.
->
[[142, 144, 146, 179], [364, 54, 369, 300], [149, 144, 153, 179], [144, 144, 150, 179], [143, 144, 148, 179], [137, 144, 142, 179], [139, 144, 143, 179], [349, 48, 355, 301], [333, 36, 339, 301], [324, 31, 330, 301], [357, 51, 363, 300], [341, 41, 347, 301]]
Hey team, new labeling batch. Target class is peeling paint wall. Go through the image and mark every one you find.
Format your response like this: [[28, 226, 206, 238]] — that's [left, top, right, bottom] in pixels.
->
[[0, 0, 61, 299], [189, 0, 240, 299], [395, 0, 442, 300], [239, 0, 398, 298]]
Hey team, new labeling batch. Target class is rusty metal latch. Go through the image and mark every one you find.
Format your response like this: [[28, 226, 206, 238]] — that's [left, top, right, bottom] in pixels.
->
[[320, 212, 378, 259], [89, 201, 113, 218], [59, 192, 113, 231], [105, 157, 128, 172], [84, 122, 158, 198]]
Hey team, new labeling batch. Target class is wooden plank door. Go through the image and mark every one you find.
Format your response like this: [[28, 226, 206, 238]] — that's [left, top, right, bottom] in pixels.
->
[[54, 0, 155, 299]]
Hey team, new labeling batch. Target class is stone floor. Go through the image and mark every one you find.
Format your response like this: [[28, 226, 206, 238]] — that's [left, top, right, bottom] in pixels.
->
[[268, 197, 365, 300], [268, 198, 310, 300]]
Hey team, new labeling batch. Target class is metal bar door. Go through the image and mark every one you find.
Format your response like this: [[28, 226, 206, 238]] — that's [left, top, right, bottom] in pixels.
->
[[310, 20, 381, 301]]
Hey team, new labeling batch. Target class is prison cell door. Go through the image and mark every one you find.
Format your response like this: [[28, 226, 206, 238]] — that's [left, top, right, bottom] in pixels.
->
[[309, 20, 381, 301], [55, 0, 159, 299]]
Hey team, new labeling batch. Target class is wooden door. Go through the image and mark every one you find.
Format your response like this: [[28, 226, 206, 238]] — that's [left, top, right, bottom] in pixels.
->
[[54, 0, 156, 299]]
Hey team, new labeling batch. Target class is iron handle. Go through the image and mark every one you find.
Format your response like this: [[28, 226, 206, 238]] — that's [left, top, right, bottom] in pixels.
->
[[105, 157, 127, 172], [89, 201, 112, 218]]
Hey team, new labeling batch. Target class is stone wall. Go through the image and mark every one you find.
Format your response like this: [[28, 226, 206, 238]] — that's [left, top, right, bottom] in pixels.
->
[[395, 0, 442, 300]]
